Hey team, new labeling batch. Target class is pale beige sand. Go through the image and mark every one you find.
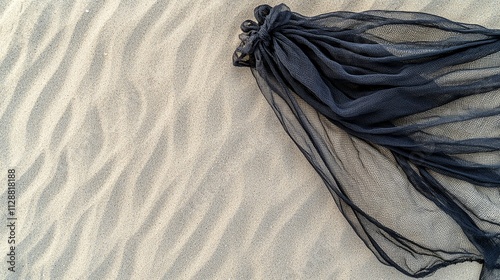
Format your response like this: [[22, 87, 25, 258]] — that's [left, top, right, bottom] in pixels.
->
[[0, 0, 495, 279]]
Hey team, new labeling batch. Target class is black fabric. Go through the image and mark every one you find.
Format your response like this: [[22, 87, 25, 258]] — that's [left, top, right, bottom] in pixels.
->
[[233, 4, 500, 279]]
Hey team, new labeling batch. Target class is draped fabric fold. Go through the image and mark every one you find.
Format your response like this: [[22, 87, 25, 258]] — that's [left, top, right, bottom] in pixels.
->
[[233, 4, 500, 279]]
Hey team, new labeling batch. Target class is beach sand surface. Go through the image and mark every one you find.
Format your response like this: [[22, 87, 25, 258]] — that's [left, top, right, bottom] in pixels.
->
[[1, 0, 497, 279]]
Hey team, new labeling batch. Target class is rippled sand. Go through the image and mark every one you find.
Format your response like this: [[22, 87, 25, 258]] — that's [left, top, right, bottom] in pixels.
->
[[1, 0, 495, 279]]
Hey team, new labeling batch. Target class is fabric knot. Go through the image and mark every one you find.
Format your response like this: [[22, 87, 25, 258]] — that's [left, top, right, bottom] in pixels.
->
[[257, 27, 271, 45], [254, 4, 272, 25], [233, 4, 291, 67]]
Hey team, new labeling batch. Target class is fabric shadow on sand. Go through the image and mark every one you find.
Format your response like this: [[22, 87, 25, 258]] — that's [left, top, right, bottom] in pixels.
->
[[233, 4, 500, 279]]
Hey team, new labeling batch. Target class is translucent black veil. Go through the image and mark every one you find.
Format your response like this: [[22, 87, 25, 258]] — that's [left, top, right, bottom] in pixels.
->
[[233, 4, 500, 279]]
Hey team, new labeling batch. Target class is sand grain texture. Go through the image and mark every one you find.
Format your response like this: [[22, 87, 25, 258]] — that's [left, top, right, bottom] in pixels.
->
[[1, 0, 495, 279]]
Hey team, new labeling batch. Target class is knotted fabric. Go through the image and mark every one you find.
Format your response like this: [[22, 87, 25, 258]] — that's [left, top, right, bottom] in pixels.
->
[[234, 4, 500, 279]]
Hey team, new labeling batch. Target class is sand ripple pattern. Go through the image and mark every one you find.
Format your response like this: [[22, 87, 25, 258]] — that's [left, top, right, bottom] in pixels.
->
[[1, 0, 495, 279]]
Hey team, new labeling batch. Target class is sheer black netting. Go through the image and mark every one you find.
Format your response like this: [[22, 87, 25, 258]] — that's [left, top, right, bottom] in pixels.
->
[[233, 4, 500, 279]]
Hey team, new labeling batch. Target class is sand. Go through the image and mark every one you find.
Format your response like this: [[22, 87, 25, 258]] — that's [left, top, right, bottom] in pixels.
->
[[1, 0, 495, 279]]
